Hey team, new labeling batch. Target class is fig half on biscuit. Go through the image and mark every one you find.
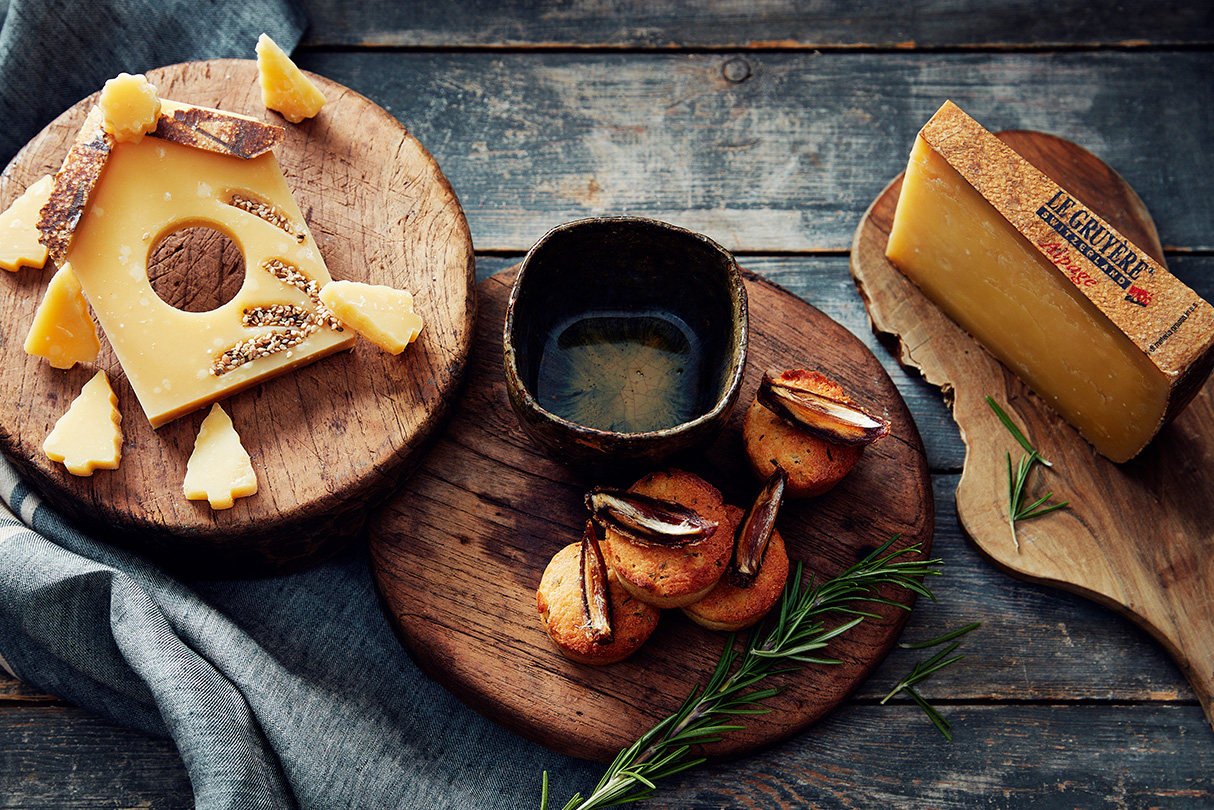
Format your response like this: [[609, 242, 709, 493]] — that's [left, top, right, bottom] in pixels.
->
[[743, 369, 890, 498]]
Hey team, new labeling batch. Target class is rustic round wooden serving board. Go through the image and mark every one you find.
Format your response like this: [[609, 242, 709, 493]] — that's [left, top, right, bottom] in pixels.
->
[[0, 60, 475, 575], [368, 266, 933, 762], [851, 130, 1214, 731]]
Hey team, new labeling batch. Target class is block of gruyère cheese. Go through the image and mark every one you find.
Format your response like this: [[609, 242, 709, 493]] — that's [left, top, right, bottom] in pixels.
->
[[37, 99, 354, 428], [0, 174, 52, 271], [885, 101, 1214, 462], [318, 279, 423, 354], [23, 262, 101, 369], [183, 403, 257, 510], [43, 370, 123, 476]]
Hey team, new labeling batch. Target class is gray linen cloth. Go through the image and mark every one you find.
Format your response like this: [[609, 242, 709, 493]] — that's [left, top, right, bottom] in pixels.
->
[[0, 1, 598, 807]]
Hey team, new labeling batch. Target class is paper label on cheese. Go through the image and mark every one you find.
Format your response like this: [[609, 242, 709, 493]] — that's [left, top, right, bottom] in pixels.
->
[[918, 101, 1214, 380], [43, 370, 122, 476]]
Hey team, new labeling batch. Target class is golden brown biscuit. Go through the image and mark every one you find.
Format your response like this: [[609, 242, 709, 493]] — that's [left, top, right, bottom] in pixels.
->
[[598, 469, 732, 609], [537, 542, 660, 665], [681, 505, 790, 632], [743, 369, 872, 498]]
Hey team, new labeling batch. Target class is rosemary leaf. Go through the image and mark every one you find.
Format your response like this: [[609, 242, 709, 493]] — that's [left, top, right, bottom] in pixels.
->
[[987, 397, 1069, 548], [540, 537, 943, 810], [879, 622, 979, 738]]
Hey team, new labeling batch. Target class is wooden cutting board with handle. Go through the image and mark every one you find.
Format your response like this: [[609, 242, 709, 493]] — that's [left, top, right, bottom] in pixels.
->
[[850, 129, 1214, 731], [0, 60, 475, 575]]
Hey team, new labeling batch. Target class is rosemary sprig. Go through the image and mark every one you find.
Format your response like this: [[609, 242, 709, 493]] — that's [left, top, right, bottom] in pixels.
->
[[985, 396, 1069, 549], [880, 622, 980, 740], [540, 535, 942, 810]]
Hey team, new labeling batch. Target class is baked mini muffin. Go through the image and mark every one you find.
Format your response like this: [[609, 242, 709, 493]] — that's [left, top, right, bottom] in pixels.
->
[[743, 369, 890, 498], [537, 541, 660, 665], [596, 469, 733, 609], [681, 504, 790, 632]]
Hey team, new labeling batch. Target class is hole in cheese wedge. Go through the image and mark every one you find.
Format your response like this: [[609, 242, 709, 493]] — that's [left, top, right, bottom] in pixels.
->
[[43, 370, 122, 476], [148, 224, 246, 313], [885, 101, 1214, 463]]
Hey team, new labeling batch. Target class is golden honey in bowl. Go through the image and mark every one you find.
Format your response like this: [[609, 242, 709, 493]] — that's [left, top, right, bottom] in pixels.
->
[[535, 309, 705, 434]]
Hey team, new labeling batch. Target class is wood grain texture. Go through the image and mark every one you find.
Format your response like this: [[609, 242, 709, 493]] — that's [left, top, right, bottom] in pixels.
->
[[299, 0, 1214, 49], [367, 264, 932, 762], [851, 131, 1214, 730], [0, 60, 475, 574], [294, 50, 1214, 253]]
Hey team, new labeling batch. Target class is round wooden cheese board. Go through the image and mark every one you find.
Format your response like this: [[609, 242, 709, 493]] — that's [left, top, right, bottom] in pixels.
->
[[850, 130, 1214, 731], [367, 266, 934, 762], [0, 60, 475, 575]]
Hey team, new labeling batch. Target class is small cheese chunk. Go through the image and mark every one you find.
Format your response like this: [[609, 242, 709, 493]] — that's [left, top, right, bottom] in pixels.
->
[[183, 403, 258, 510], [886, 101, 1214, 462], [99, 73, 161, 144], [256, 33, 326, 123], [43, 370, 123, 476], [0, 175, 53, 271], [318, 279, 424, 354], [24, 262, 101, 369]]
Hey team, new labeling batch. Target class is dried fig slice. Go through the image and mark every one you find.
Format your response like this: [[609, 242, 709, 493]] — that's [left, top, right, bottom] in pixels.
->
[[585, 487, 717, 548], [758, 372, 890, 446], [581, 520, 613, 644], [729, 467, 787, 588]]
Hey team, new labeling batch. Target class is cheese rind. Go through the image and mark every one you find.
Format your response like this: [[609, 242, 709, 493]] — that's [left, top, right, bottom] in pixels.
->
[[318, 280, 423, 354], [256, 34, 326, 124], [183, 403, 258, 510], [0, 174, 53, 271], [43, 370, 123, 476], [24, 262, 101, 369], [885, 101, 1214, 462]]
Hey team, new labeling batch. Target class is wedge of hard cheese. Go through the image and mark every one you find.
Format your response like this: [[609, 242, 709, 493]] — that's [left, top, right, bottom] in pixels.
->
[[886, 101, 1214, 462]]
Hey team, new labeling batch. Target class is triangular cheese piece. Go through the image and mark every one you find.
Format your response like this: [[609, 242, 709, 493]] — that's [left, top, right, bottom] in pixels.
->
[[256, 34, 326, 123], [24, 262, 101, 369], [0, 174, 53, 271], [318, 280, 424, 354], [183, 403, 258, 510], [38, 99, 353, 428], [43, 370, 122, 476]]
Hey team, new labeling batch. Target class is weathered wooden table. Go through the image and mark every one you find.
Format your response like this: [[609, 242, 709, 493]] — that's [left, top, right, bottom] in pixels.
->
[[3, 2, 1213, 807]]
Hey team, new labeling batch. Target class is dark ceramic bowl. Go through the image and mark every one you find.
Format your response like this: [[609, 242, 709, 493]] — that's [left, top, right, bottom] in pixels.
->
[[504, 216, 748, 472]]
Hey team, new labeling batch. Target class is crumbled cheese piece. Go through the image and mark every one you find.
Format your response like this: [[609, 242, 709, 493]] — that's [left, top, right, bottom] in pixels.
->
[[43, 370, 123, 476], [24, 262, 101, 369], [99, 73, 162, 144], [255, 33, 326, 123], [183, 403, 258, 510], [318, 279, 424, 354], [0, 175, 53, 271]]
